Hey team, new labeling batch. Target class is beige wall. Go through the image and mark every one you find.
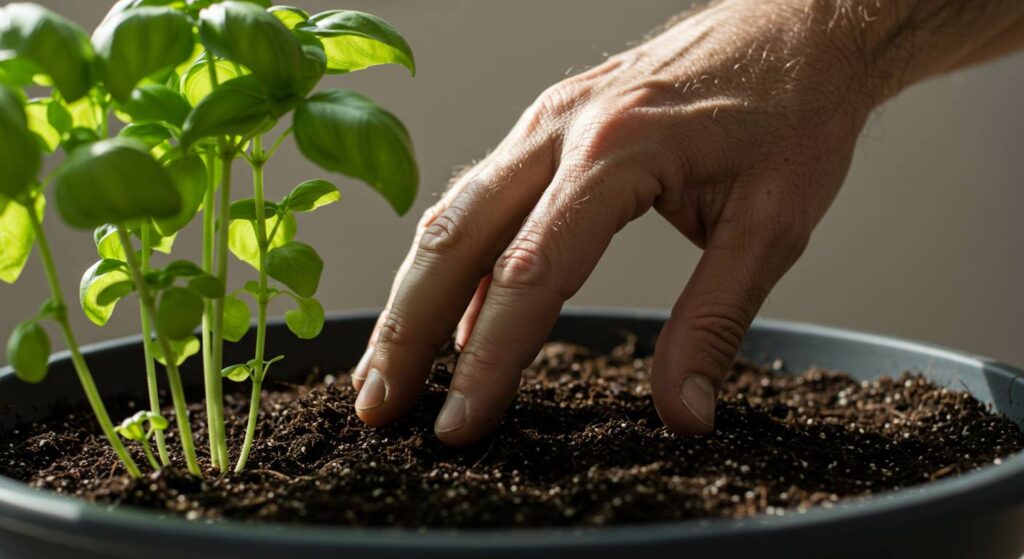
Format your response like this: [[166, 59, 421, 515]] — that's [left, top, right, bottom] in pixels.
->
[[4, 1, 1023, 367]]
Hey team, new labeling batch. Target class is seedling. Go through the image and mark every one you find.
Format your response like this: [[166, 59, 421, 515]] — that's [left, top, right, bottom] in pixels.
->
[[0, 0, 417, 478]]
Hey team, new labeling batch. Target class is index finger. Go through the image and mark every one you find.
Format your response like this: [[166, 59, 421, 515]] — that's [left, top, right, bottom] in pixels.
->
[[354, 145, 556, 426]]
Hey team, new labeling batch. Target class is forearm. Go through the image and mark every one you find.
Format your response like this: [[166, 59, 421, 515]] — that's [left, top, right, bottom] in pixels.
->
[[648, 0, 1024, 112], [822, 0, 1024, 100]]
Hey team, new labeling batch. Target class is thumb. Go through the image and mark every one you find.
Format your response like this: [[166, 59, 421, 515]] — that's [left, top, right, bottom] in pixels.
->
[[651, 213, 809, 436]]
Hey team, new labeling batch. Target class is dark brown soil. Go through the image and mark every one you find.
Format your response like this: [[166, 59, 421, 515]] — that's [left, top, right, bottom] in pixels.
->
[[1, 340, 1021, 527]]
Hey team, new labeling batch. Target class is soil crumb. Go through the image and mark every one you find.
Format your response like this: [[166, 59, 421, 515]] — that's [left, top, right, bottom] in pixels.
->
[[1, 340, 1021, 527]]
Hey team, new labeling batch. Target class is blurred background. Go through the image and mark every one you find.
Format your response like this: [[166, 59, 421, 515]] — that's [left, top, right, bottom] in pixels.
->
[[3, 1, 1023, 367]]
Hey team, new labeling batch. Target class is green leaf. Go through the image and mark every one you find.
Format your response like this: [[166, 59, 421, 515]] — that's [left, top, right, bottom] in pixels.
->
[[24, 98, 60, 152], [116, 415, 146, 442], [79, 258, 130, 326], [156, 286, 202, 340], [152, 334, 199, 366], [54, 139, 182, 229], [179, 54, 248, 107], [268, 6, 308, 29], [293, 90, 417, 215], [266, 241, 321, 298], [61, 126, 100, 153], [285, 295, 323, 339], [92, 7, 195, 102], [180, 75, 272, 148], [221, 363, 251, 382], [228, 211, 295, 269], [150, 228, 176, 254], [0, 4, 94, 101], [6, 319, 49, 383], [147, 412, 169, 431], [0, 86, 41, 197], [117, 84, 191, 128], [153, 153, 207, 236], [118, 121, 173, 150], [93, 224, 126, 261], [0, 194, 43, 284], [282, 179, 340, 212], [198, 1, 304, 98], [187, 274, 224, 298], [96, 279, 135, 306], [228, 197, 277, 221], [222, 295, 250, 342], [162, 259, 203, 278], [298, 10, 415, 76], [255, 354, 284, 382]]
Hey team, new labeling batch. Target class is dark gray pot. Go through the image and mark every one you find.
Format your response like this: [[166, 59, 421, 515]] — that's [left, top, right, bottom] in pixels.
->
[[0, 309, 1022, 559]]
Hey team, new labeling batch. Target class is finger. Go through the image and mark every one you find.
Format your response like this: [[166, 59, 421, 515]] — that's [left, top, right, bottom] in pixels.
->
[[355, 144, 557, 426], [455, 275, 491, 351], [435, 162, 662, 445], [650, 192, 810, 435]]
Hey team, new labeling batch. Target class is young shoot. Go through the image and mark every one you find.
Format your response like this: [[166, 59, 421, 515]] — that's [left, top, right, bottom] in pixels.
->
[[116, 411, 170, 471]]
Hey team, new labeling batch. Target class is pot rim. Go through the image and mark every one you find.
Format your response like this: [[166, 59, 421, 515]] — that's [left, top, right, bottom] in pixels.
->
[[0, 307, 1021, 551]]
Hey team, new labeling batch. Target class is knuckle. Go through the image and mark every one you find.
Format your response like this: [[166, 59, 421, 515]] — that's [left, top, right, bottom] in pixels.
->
[[523, 82, 580, 134], [457, 344, 502, 375], [684, 307, 752, 372], [492, 226, 552, 291], [418, 203, 470, 255], [376, 308, 415, 350]]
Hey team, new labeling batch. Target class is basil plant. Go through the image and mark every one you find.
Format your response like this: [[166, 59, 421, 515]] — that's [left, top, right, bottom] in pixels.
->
[[0, 0, 417, 478]]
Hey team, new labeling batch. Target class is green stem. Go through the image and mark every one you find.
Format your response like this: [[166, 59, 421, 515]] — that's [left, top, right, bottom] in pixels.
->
[[209, 148, 233, 470], [26, 203, 141, 478], [200, 153, 227, 472], [138, 225, 170, 466], [116, 226, 202, 477], [235, 136, 268, 473], [142, 438, 160, 471]]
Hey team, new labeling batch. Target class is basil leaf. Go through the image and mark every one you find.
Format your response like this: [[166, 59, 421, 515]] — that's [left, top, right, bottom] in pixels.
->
[[294, 90, 417, 215], [282, 179, 339, 212], [221, 363, 251, 382], [0, 86, 41, 197], [153, 153, 207, 236], [227, 211, 295, 269], [156, 286, 203, 340], [0, 194, 43, 284], [180, 75, 273, 148], [79, 258, 131, 326], [152, 334, 200, 367], [198, 1, 304, 97], [179, 54, 249, 107], [222, 295, 251, 343], [284, 295, 323, 339], [54, 138, 182, 229], [117, 84, 191, 128], [6, 319, 50, 383], [0, 4, 94, 101], [266, 241, 322, 298], [298, 10, 414, 75], [92, 7, 194, 102]]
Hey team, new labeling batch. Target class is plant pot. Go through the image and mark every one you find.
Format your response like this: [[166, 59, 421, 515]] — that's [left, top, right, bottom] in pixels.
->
[[0, 309, 1022, 559]]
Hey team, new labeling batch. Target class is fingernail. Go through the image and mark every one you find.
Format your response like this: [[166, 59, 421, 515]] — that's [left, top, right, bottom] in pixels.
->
[[435, 391, 467, 434], [679, 374, 716, 427], [355, 369, 387, 411], [352, 347, 373, 387]]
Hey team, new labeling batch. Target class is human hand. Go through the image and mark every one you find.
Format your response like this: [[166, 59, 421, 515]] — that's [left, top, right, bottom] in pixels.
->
[[350, 0, 894, 444]]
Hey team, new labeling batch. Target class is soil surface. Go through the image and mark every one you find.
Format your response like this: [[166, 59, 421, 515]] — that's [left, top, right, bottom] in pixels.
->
[[1, 339, 1022, 527]]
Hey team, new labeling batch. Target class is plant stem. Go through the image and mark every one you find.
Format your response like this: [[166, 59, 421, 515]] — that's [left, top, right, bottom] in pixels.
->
[[235, 136, 269, 473], [25, 202, 141, 478], [116, 226, 202, 477], [138, 224, 170, 466], [209, 148, 233, 470], [200, 153, 227, 472], [142, 438, 160, 471]]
